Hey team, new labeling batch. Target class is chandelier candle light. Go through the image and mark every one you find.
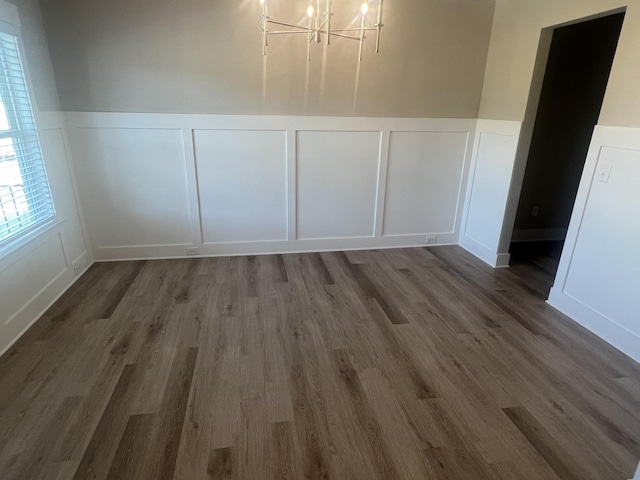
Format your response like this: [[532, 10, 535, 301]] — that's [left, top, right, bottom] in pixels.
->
[[259, 0, 384, 61]]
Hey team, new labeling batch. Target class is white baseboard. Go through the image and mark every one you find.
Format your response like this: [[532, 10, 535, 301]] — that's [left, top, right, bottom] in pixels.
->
[[459, 234, 510, 268], [92, 233, 459, 261], [495, 253, 511, 268], [548, 288, 640, 364], [0, 258, 94, 357]]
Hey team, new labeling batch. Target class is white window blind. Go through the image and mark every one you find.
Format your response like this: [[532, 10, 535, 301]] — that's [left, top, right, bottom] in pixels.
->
[[0, 30, 54, 244]]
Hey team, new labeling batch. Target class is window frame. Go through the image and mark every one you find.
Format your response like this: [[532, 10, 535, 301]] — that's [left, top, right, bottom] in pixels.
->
[[0, 11, 58, 257]]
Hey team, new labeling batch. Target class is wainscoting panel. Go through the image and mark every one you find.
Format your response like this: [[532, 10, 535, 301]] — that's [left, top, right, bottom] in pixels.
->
[[1, 233, 67, 326], [564, 146, 640, 329], [72, 127, 193, 250], [460, 119, 521, 267], [39, 127, 87, 260], [64, 113, 477, 258], [549, 126, 640, 363], [297, 130, 381, 240], [1, 112, 91, 356], [383, 131, 469, 237], [194, 129, 288, 244]]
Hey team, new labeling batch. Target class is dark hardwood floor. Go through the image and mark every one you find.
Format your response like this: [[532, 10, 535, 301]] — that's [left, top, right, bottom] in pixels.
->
[[509, 240, 565, 296], [1, 246, 639, 479]]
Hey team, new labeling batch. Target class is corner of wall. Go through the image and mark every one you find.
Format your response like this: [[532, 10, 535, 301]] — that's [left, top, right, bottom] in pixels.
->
[[458, 118, 522, 268], [1, 111, 93, 357], [0, 0, 92, 357]]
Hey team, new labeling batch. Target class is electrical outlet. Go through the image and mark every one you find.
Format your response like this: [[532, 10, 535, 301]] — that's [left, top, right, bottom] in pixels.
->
[[425, 235, 438, 245], [531, 206, 540, 217], [596, 163, 612, 183], [186, 247, 200, 256], [73, 262, 83, 276]]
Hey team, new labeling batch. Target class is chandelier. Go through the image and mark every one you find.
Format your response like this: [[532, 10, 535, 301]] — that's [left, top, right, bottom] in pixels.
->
[[259, 0, 384, 61]]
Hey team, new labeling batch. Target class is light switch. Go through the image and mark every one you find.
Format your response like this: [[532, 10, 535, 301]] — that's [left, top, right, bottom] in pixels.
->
[[596, 163, 612, 183]]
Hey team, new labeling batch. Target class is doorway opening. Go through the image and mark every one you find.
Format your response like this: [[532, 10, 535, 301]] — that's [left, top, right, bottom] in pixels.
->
[[508, 11, 625, 296]]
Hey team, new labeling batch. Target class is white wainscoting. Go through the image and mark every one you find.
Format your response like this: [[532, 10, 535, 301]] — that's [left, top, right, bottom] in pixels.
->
[[195, 129, 288, 244], [0, 112, 90, 356], [548, 126, 640, 363], [297, 130, 381, 240], [384, 131, 470, 237], [459, 119, 522, 268], [1, 232, 67, 327], [73, 127, 194, 252], [65, 113, 477, 259]]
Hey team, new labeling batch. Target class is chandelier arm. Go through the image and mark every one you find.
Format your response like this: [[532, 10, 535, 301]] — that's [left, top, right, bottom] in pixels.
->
[[329, 27, 377, 33], [329, 32, 361, 41], [326, 0, 332, 45], [267, 30, 314, 35], [267, 20, 310, 31], [376, 0, 383, 53]]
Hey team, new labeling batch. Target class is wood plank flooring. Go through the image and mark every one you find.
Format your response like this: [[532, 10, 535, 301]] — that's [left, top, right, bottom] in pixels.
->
[[1, 246, 639, 479]]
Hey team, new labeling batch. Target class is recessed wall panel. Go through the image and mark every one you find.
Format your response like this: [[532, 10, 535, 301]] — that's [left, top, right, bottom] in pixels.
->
[[464, 132, 518, 250], [383, 131, 468, 236], [297, 131, 380, 240], [564, 146, 640, 332], [75, 127, 192, 248], [39, 128, 86, 262], [195, 130, 288, 243], [1, 234, 66, 325]]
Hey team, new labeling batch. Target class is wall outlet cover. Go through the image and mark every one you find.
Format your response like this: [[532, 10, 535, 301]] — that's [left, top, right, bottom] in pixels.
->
[[425, 235, 438, 244], [186, 247, 200, 256], [596, 163, 612, 183]]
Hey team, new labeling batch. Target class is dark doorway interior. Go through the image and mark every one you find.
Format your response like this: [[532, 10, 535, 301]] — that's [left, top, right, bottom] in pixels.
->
[[510, 12, 625, 293]]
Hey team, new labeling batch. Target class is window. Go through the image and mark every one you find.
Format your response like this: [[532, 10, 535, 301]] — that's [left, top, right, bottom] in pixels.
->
[[0, 30, 54, 244]]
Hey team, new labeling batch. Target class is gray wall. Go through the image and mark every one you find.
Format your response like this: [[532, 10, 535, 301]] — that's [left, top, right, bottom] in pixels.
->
[[7, 0, 60, 111], [480, 0, 640, 128], [38, 0, 495, 117]]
